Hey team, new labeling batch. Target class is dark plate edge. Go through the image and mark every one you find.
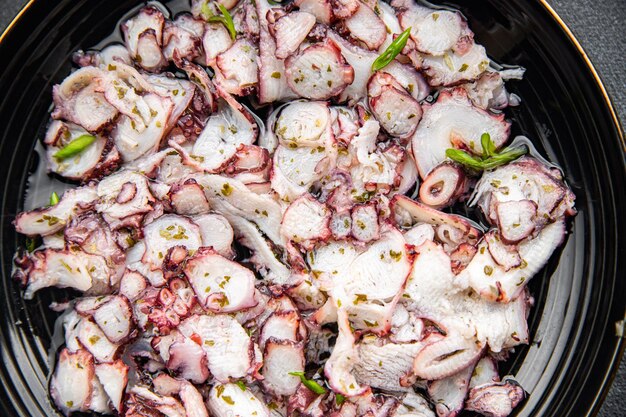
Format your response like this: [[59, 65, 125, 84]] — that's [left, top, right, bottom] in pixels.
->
[[532, 2, 625, 416]]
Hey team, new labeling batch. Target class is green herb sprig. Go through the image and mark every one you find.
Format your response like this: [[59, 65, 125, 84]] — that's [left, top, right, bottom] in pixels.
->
[[53, 134, 96, 160], [208, 4, 237, 40], [446, 133, 527, 172], [288, 371, 327, 395], [371, 28, 411, 72]]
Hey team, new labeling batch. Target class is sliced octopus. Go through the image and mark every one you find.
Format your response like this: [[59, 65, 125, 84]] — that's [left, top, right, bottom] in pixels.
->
[[12, 1, 577, 417]]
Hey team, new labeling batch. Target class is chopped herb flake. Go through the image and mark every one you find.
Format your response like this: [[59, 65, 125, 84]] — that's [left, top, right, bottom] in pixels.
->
[[54, 135, 96, 160], [288, 371, 327, 394], [372, 27, 411, 71], [49, 192, 60, 206]]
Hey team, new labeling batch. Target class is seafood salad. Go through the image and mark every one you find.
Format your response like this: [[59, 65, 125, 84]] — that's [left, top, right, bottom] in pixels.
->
[[11, 0, 577, 416]]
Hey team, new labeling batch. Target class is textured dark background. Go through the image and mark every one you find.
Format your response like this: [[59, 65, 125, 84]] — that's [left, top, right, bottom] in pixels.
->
[[0, 0, 624, 416]]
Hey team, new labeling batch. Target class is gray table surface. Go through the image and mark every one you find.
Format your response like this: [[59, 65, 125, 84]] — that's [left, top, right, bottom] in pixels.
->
[[0, 0, 624, 416]]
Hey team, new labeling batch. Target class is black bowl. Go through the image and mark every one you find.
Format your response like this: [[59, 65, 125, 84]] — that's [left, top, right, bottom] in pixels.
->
[[0, 1, 624, 416]]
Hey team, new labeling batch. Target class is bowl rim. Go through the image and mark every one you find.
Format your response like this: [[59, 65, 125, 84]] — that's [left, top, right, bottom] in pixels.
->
[[527, 2, 626, 413], [0, 0, 623, 416]]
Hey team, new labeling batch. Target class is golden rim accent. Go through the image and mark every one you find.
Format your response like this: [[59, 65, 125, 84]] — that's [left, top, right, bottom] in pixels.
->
[[0, 0, 35, 44], [538, 0, 625, 150]]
